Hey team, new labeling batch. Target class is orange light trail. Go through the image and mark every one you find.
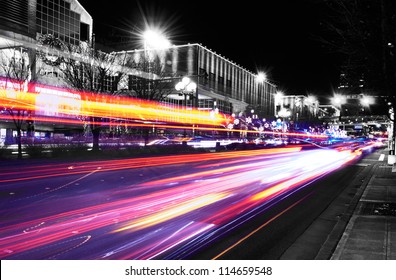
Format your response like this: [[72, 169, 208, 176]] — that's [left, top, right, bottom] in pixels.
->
[[0, 143, 370, 259], [0, 85, 329, 138], [1, 88, 227, 126]]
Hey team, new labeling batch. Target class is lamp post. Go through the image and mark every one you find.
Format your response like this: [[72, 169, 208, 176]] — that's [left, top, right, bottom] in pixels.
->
[[275, 91, 284, 118], [175, 77, 197, 103], [141, 29, 171, 96], [388, 106, 396, 165], [142, 29, 170, 50], [175, 77, 197, 137]]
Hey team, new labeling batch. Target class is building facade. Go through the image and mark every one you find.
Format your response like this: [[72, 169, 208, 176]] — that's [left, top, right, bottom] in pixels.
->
[[123, 44, 277, 118], [274, 94, 322, 130], [0, 0, 92, 49], [0, 0, 277, 143], [0, 0, 92, 142]]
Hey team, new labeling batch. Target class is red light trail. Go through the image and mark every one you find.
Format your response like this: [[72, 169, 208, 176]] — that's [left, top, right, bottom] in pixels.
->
[[0, 145, 365, 259]]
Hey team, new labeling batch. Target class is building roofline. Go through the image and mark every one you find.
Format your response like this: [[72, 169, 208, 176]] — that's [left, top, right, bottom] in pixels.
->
[[120, 43, 277, 88], [73, 0, 93, 21]]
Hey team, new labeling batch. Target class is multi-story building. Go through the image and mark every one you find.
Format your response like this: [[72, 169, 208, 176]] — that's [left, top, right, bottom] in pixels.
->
[[0, 0, 276, 143], [0, 0, 92, 142], [0, 0, 92, 49], [121, 44, 276, 118], [274, 94, 319, 124]]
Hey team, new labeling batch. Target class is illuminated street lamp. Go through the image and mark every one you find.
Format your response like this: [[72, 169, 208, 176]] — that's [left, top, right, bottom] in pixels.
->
[[142, 29, 170, 50], [360, 96, 374, 107], [175, 77, 197, 94], [306, 95, 317, 105], [256, 72, 266, 83], [331, 94, 347, 116], [140, 28, 170, 95], [175, 77, 197, 137], [278, 108, 291, 118], [275, 91, 284, 105], [331, 94, 346, 107]]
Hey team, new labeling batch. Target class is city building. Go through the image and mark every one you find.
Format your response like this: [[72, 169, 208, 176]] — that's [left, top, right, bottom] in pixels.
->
[[0, 0, 277, 144], [118, 44, 277, 118], [0, 0, 92, 142], [0, 0, 92, 49], [318, 104, 341, 120], [274, 94, 319, 125]]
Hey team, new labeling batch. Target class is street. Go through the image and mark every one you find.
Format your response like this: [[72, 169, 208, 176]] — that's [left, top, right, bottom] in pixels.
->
[[0, 143, 379, 259]]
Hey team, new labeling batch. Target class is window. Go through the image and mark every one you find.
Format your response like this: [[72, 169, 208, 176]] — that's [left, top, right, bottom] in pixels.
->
[[80, 22, 89, 41], [199, 68, 208, 79]]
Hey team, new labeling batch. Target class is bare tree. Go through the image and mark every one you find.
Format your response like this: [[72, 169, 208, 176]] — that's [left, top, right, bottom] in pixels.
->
[[127, 54, 177, 102], [319, 0, 396, 106], [317, 0, 396, 151], [38, 34, 129, 151], [119, 51, 179, 144], [0, 46, 37, 158]]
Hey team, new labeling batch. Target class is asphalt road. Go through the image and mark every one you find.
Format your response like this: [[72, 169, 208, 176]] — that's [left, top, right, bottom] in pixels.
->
[[0, 144, 378, 259], [192, 157, 369, 260]]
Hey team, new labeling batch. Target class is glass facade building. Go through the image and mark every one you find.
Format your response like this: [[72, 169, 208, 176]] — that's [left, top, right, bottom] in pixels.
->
[[0, 0, 92, 44], [0, 0, 93, 141], [36, 0, 91, 44]]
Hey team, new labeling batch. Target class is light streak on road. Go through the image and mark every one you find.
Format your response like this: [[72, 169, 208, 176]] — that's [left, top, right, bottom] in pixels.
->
[[0, 87, 226, 126], [212, 196, 308, 260], [0, 145, 366, 259], [0, 147, 302, 183], [114, 193, 228, 232]]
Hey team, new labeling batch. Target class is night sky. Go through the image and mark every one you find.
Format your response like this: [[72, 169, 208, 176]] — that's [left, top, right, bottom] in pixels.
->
[[78, 0, 342, 97]]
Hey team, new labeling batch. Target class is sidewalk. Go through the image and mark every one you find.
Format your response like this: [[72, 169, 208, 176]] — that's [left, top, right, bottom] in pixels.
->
[[330, 148, 396, 260], [280, 147, 396, 260]]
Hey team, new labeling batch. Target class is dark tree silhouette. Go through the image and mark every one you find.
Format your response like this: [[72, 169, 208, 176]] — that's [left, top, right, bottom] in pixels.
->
[[318, 0, 396, 111], [0, 46, 38, 158], [38, 34, 129, 151]]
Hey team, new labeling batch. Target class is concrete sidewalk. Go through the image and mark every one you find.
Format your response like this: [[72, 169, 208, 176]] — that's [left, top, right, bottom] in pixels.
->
[[331, 148, 396, 260], [280, 147, 396, 260]]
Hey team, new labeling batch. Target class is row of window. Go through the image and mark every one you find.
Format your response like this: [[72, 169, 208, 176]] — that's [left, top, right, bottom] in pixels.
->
[[0, 0, 29, 27], [37, 7, 80, 20], [37, 0, 71, 11], [37, 20, 79, 34], [37, 22, 79, 36], [37, 30, 80, 45], [201, 66, 272, 105], [162, 98, 233, 115], [37, 12, 81, 24], [36, 0, 87, 45], [37, 13, 80, 30]]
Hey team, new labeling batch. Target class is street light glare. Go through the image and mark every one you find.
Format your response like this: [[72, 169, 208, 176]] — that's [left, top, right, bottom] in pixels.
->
[[361, 96, 374, 106], [175, 82, 184, 91], [175, 76, 196, 92], [143, 29, 170, 49], [186, 82, 197, 92], [257, 72, 266, 82], [331, 94, 346, 106], [306, 96, 316, 104], [182, 77, 191, 85]]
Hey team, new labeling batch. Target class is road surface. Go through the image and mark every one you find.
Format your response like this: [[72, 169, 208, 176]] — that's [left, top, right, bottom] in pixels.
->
[[0, 143, 376, 259]]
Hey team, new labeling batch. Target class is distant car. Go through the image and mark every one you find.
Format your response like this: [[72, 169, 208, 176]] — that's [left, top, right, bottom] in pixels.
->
[[225, 142, 266, 150]]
